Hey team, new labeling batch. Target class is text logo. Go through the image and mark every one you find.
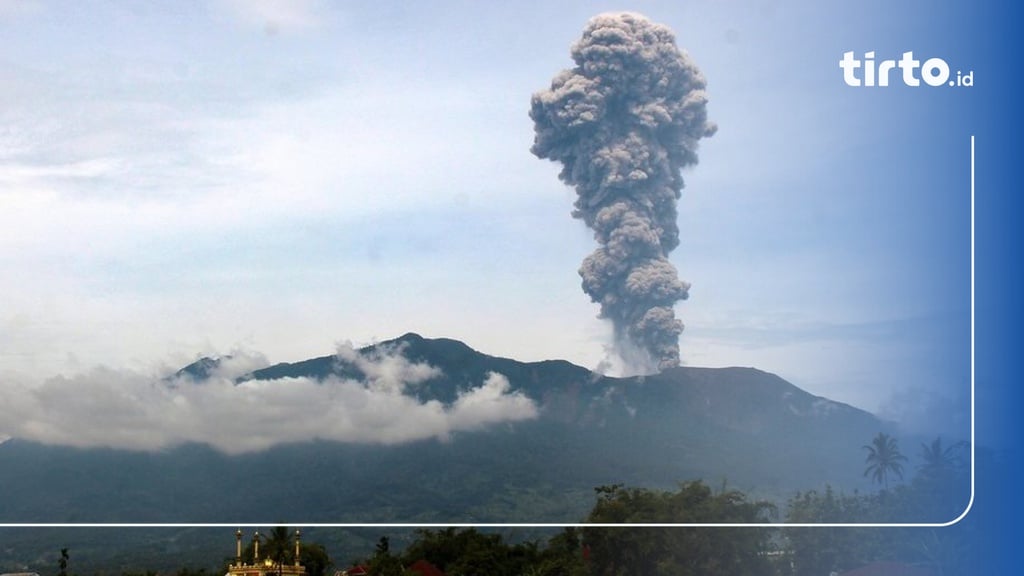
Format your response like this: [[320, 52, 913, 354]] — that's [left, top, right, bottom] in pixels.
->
[[839, 51, 973, 87]]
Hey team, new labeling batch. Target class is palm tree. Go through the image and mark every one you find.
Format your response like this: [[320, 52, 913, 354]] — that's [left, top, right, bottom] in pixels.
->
[[262, 526, 294, 576], [916, 436, 971, 521], [863, 432, 907, 490], [918, 436, 966, 480]]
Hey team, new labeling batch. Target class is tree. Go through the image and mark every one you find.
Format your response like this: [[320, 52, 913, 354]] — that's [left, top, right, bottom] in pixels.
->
[[58, 547, 70, 576], [582, 481, 775, 576], [784, 487, 886, 575], [367, 537, 407, 576], [532, 529, 586, 576], [399, 528, 540, 576], [918, 436, 966, 480], [263, 526, 293, 576], [911, 436, 971, 523], [352, 483, 773, 576], [783, 436, 974, 576], [863, 433, 907, 490], [299, 542, 333, 576]]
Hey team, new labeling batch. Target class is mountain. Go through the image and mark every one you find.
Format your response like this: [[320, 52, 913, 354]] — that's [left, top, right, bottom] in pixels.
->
[[0, 333, 897, 571]]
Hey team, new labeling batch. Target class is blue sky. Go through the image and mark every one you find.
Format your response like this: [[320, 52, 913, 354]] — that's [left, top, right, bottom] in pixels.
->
[[0, 0, 974, 435]]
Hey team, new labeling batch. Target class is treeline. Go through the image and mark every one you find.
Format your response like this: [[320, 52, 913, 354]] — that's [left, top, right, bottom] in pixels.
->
[[356, 480, 775, 576], [784, 434, 971, 576], [347, 434, 971, 576], [70, 434, 970, 576]]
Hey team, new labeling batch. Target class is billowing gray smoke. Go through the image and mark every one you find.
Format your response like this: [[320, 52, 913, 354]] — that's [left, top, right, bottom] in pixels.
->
[[530, 12, 716, 372]]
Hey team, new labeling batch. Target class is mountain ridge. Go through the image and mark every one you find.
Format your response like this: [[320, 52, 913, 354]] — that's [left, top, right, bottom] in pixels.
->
[[234, 332, 875, 435], [178, 331, 866, 422], [0, 332, 890, 526]]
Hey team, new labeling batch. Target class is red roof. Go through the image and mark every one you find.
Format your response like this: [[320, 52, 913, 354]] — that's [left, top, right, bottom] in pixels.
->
[[407, 559, 445, 576], [341, 566, 369, 576], [839, 562, 935, 576]]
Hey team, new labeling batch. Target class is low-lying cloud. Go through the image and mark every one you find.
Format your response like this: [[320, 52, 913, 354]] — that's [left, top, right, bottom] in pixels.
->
[[0, 343, 537, 454]]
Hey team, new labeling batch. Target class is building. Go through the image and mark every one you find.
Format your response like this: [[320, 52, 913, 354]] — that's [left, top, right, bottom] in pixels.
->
[[228, 530, 307, 576]]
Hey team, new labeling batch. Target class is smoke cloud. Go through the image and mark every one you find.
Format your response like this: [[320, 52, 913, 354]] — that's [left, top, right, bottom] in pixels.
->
[[530, 12, 715, 372], [0, 343, 537, 454]]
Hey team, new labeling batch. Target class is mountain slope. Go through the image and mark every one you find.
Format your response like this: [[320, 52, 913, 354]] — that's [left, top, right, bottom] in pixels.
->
[[0, 333, 885, 526]]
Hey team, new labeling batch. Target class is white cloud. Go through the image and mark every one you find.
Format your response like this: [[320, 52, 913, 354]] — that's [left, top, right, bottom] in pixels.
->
[[335, 341, 442, 393], [448, 372, 537, 431], [0, 343, 538, 454]]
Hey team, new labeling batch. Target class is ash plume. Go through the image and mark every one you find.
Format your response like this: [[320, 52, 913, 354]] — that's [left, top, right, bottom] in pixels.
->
[[530, 12, 716, 372]]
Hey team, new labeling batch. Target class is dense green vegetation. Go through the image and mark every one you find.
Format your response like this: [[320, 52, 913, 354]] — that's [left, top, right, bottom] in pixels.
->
[[17, 434, 971, 576], [344, 435, 968, 576], [349, 480, 776, 576], [784, 435, 971, 576]]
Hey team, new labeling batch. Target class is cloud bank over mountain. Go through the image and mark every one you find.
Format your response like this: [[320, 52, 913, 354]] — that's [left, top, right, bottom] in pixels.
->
[[0, 342, 536, 454]]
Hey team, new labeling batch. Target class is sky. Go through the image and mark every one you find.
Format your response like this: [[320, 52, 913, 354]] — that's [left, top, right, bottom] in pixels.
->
[[0, 0, 977, 449]]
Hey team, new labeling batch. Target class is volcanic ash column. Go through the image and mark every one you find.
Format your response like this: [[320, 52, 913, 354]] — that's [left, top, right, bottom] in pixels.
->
[[530, 12, 716, 372]]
